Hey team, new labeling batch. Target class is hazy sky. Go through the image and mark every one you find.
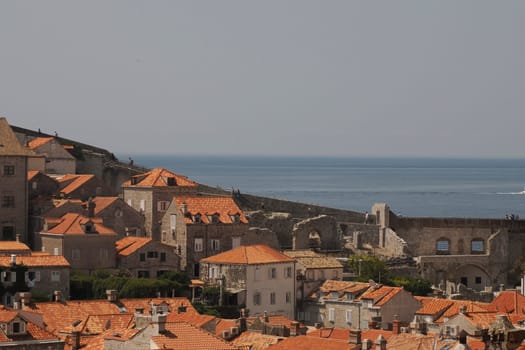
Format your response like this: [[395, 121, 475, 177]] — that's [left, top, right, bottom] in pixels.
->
[[1, 1, 524, 157]]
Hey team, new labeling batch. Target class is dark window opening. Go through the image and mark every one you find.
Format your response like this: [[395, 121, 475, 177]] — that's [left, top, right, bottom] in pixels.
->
[[460, 277, 468, 286]]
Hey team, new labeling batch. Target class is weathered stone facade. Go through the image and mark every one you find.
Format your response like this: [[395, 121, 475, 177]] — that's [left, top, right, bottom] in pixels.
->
[[292, 215, 341, 251]]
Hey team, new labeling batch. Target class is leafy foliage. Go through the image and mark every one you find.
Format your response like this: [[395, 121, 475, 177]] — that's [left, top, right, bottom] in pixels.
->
[[390, 276, 433, 296], [348, 255, 389, 283]]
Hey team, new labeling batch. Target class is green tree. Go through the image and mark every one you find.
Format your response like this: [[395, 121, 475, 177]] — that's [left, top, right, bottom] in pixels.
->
[[390, 276, 433, 296], [348, 255, 388, 283]]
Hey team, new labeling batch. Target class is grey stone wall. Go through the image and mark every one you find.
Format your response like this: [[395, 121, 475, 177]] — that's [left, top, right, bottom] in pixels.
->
[[292, 215, 340, 251]]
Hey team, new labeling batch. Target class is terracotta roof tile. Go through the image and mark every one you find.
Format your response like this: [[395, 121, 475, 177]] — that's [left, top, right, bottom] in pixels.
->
[[28, 297, 195, 334], [82, 314, 134, 335], [27, 170, 40, 180], [174, 196, 248, 224], [491, 290, 525, 315], [316, 280, 370, 298], [0, 241, 31, 254], [386, 333, 457, 350], [216, 319, 237, 337], [151, 321, 238, 350], [45, 213, 116, 235], [415, 298, 454, 316], [0, 255, 70, 267], [0, 310, 18, 323], [358, 286, 404, 306], [269, 334, 358, 350], [27, 137, 54, 149], [91, 197, 119, 214], [307, 328, 394, 341], [116, 237, 151, 257], [0, 309, 60, 343], [435, 300, 493, 323], [232, 331, 281, 350], [201, 245, 295, 265], [57, 174, 95, 195], [167, 312, 216, 328], [122, 168, 198, 188]]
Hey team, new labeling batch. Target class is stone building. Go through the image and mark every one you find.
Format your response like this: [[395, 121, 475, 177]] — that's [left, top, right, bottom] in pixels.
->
[[161, 195, 252, 276], [200, 245, 297, 319], [26, 136, 76, 175], [39, 213, 117, 274], [0, 117, 37, 243], [39, 197, 145, 239], [301, 280, 370, 327], [116, 236, 180, 278], [0, 308, 64, 349], [122, 168, 198, 239], [56, 174, 115, 200], [371, 203, 525, 292], [0, 254, 71, 306], [283, 249, 344, 306]]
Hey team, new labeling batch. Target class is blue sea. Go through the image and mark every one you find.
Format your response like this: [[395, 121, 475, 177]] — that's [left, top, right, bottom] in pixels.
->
[[123, 155, 525, 219]]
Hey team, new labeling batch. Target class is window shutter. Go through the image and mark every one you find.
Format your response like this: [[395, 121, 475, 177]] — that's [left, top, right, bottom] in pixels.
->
[[328, 308, 335, 322]]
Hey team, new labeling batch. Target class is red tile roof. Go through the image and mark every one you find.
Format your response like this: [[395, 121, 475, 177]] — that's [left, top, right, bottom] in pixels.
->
[[45, 213, 116, 235], [174, 196, 248, 224], [57, 174, 95, 195], [151, 321, 238, 350], [90, 197, 119, 213], [415, 298, 454, 316], [116, 237, 151, 257], [312, 280, 370, 300], [216, 318, 238, 337], [201, 245, 295, 265], [167, 311, 216, 328], [386, 333, 456, 350], [0, 309, 60, 343], [269, 334, 358, 350], [232, 331, 281, 350], [306, 328, 395, 341], [82, 314, 134, 335], [27, 297, 195, 334], [434, 300, 493, 323], [491, 290, 525, 315], [0, 241, 32, 254], [27, 170, 40, 180], [358, 286, 404, 306], [122, 168, 198, 188], [27, 137, 54, 149], [0, 255, 70, 268]]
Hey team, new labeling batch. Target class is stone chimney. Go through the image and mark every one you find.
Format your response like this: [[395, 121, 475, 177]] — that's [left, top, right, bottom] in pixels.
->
[[459, 305, 467, 315], [152, 310, 168, 334], [10, 254, 16, 265], [349, 329, 362, 345], [71, 330, 81, 350], [19, 292, 31, 307], [263, 311, 269, 323], [291, 321, 301, 336], [181, 202, 187, 215], [392, 315, 401, 334], [87, 198, 96, 218], [362, 339, 373, 350], [239, 309, 247, 332], [106, 289, 118, 302], [16, 234, 20, 242], [375, 335, 387, 350], [54, 290, 62, 302]]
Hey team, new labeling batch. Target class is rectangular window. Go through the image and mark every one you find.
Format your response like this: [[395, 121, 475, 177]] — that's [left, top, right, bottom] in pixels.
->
[[253, 292, 261, 305], [160, 252, 166, 262], [460, 277, 468, 287], [471, 240, 485, 254], [270, 292, 276, 305], [53, 248, 59, 256], [138, 270, 150, 278], [254, 266, 260, 281], [2, 195, 15, 208], [3, 165, 15, 176], [285, 267, 292, 278], [346, 310, 353, 323], [1, 226, 15, 241], [475, 276, 482, 284], [27, 271, 40, 282], [232, 237, 241, 248], [72, 249, 80, 260], [12, 322, 22, 333], [147, 251, 158, 259], [328, 308, 335, 322], [286, 291, 292, 304], [139, 253, 145, 262], [269, 267, 277, 279], [211, 239, 220, 251], [157, 201, 170, 211], [139, 199, 145, 212], [99, 248, 109, 260], [51, 271, 60, 282], [194, 238, 203, 252], [170, 214, 177, 231]]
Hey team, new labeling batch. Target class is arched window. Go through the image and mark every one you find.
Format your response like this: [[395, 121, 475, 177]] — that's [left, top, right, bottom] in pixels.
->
[[436, 238, 450, 255], [471, 239, 485, 254]]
